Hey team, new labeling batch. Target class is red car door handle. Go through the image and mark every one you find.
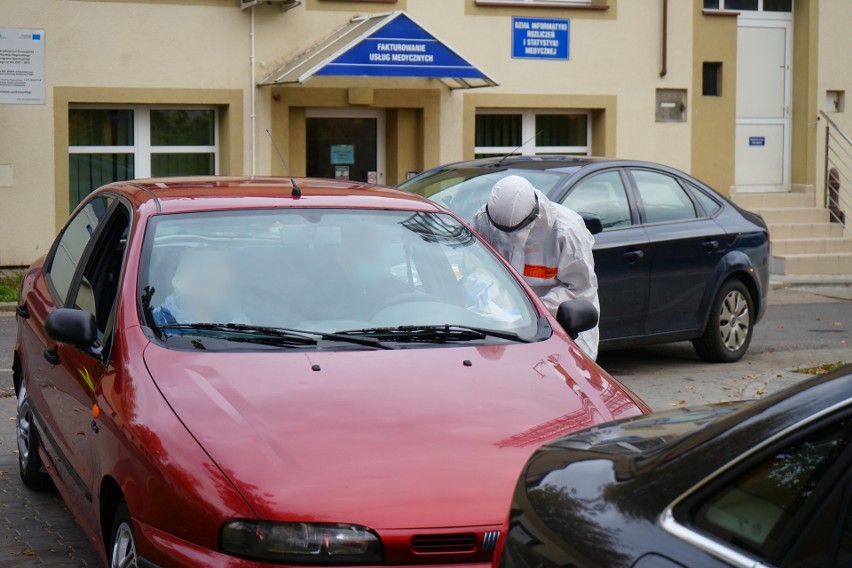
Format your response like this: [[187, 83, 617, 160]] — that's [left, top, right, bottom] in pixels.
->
[[703, 240, 719, 252], [623, 250, 644, 264], [43, 348, 60, 365]]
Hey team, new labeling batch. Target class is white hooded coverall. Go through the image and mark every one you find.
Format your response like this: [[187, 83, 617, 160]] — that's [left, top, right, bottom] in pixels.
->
[[472, 175, 600, 359]]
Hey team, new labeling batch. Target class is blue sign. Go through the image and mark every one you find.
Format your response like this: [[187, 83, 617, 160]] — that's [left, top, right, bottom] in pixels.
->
[[316, 14, 490, 80], [512, 17, 570, 60], [749, 136, 766, 146], [330, 145, 354, 165]]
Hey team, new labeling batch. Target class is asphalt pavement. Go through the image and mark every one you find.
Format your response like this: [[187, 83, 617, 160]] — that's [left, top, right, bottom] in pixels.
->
[[0, 286, 849, 566]]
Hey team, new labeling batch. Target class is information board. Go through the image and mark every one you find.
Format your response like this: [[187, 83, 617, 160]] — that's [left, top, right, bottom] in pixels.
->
[[512, 18, 569, 60], [317, 13, 491, 80], [0, 28, 45, 105]]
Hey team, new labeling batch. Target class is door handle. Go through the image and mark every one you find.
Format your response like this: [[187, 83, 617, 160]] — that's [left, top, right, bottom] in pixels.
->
[[703, 240, 719, 252], [623, 250, 645, 264], [43, 347, 59, 365], [16, 304, 30, 319]]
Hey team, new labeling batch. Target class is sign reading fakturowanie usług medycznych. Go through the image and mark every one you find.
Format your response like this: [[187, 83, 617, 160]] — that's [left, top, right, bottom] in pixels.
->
[[0, 28, 45, 105]]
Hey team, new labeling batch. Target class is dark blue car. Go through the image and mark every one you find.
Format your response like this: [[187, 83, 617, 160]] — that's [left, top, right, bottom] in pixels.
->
[[399, 156, 770, 362]]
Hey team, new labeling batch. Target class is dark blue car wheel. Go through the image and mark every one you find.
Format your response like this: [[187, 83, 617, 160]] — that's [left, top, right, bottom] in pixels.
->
[[693, 279, 754, 363]]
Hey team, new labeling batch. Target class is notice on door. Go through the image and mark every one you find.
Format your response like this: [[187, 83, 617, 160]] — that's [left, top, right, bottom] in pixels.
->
[[748, 136, 766, 147], [331, 145, 355, 165], [512, 18, 569, 60], [0, 28, 45, 105]]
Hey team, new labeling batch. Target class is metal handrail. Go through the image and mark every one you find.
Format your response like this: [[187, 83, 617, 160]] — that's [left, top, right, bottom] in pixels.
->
[[820, 110, 852, 237], [821, 110, 852, 146]]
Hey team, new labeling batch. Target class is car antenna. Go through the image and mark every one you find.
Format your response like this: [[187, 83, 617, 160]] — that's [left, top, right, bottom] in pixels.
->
[[266, 128, 301, 198], [496, 130, 544, 165]]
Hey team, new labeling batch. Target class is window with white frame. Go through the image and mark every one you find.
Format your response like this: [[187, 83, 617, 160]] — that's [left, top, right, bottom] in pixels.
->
[[475, 110, 591, 159], [703, 0, 792, 12], [68, 106, 218, 210], [477, 1, 592, 6]]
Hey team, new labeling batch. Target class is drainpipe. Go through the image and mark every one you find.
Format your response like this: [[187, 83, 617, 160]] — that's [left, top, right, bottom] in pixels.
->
[[250, 6, 257, 176], [660, 0, 668, 78]]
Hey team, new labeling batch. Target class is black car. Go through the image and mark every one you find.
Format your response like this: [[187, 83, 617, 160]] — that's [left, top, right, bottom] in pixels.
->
[[399, 156, 770, 362], [498, 364, 852, 568]]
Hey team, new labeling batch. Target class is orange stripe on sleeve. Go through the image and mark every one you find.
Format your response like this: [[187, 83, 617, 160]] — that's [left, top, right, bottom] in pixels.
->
[[523, 264, 558, 279]]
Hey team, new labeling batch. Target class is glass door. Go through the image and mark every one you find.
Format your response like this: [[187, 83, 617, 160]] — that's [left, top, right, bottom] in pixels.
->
[[306, 109, 386, 184]]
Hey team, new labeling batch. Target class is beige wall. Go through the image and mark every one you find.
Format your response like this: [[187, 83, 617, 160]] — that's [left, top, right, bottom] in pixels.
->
[[1, 0, 848, 265], [814, 0, 852, 202], [690, 3, 737, 196], [0, 0, 250, 265]]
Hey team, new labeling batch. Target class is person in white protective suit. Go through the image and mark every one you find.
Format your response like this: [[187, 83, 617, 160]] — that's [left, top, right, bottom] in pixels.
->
[[471, 175, 600, 359]]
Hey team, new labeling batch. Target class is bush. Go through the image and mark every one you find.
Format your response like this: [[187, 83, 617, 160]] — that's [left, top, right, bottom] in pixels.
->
[[0, 270, 25, 303]]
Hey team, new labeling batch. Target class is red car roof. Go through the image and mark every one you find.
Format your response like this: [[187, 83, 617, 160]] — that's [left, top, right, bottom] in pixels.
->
[[99, 177, 441, 215]]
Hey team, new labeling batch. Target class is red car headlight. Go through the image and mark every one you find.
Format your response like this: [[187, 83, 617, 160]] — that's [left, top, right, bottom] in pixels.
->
[[220, 520, 384, 564]]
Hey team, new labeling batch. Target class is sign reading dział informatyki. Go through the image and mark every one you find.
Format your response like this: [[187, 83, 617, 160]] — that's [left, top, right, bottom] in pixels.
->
[[511, 18, 570, 60], [0, 28, 45, 105]]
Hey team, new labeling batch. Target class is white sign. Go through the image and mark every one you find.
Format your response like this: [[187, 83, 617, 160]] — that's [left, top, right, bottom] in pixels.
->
[[0, 28, 45, 105]]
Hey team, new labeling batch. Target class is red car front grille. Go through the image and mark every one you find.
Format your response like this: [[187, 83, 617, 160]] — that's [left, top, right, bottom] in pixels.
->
[[411, 533, 478, 554]]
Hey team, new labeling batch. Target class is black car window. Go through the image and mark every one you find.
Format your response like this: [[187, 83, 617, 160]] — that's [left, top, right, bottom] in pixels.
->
[[690, 416, 852, 560], [631, 170, 698, 224], [561, 171, 632, 230], [46, 196, 111, 305], [689, 183, 723, 217], [780, 473, 852, 567], [836, 490, 852, 566]]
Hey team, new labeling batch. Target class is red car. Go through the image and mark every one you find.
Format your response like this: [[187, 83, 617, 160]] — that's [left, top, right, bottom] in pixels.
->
[[12, 178, 648, 568]]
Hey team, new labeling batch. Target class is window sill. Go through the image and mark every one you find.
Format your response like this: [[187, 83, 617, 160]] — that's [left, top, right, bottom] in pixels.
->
[[702, 9, 740, 17], [475, 1, 609, 10]]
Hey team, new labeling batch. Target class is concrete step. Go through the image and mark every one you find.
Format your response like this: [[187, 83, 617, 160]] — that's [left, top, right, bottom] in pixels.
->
[[755, 207, 830, 224], [770, 223, 847, 239], [732, 191, 815, 209], [772, 252, 852, 275], [772, 237, 852, 255]]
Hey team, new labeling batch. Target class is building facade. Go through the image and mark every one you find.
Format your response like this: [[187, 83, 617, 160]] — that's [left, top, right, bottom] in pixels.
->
[[0, 0, 850, 266]]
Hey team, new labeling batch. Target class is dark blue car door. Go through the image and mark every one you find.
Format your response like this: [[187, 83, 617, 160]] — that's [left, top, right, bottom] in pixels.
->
[[558, 169, 649, 340], [627, 168, 727, 335]]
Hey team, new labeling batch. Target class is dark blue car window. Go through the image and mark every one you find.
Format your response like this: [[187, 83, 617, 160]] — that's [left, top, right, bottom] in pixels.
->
[[561, 171, 632, 230], [688, 183, 723, 217], [632, 170, 698, 224]]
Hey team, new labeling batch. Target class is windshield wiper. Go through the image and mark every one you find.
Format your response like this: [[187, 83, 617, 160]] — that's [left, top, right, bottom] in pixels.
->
[[335, 324, 529, 344], [158, 323, 393, 350]]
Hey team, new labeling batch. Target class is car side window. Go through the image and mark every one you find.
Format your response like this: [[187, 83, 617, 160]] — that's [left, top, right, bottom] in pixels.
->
[[836, 492, 852, 566], [561, 171, 632, 230], [70, 203, 131, 349], [689, 183, 723, 217], [47, 196, 111, 304], [631, 170, 697, 224], [688, 416, 852, 561]]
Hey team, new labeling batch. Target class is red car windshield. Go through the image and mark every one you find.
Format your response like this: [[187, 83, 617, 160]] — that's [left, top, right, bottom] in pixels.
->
[[138, 208, 541, 348]]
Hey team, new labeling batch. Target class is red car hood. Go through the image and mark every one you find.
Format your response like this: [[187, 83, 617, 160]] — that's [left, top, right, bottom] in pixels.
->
[[143, 339, 642, 530]]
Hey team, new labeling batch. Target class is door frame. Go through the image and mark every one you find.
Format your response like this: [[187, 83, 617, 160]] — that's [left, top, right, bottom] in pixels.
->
[[735, 15, 793, 192], [305, 108, 387, 185]]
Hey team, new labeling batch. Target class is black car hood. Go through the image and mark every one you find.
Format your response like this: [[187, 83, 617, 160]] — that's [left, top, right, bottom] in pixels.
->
[[543, 402, 746, 456]]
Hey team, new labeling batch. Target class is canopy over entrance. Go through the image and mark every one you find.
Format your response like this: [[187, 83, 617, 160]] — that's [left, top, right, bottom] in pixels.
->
[[259, 11, 498, 89]]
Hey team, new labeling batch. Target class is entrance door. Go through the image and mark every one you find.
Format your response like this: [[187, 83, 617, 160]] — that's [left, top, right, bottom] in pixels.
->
[[734, 18, 792, 192], [306, 109, 385, 184]]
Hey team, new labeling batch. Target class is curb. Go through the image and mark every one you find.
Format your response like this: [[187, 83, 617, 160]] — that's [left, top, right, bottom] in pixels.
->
[[0, 302, 16, 313], [770, 274, 852, 288]]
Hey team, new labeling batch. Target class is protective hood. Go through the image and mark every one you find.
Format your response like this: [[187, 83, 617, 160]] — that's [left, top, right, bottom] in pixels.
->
[[486, 175, 540, 232]]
